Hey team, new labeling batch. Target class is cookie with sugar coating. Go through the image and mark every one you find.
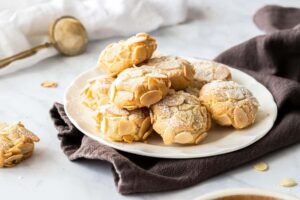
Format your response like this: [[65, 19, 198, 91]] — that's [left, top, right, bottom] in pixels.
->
[[95, 104, 152, 143], [145, 56, 195, 90], [110, 66, 171, 110], [0, 122, 39, 168], [191, 60, 232, 89], [80, 75, 115, 110], [150, 90, 211, 145], [200, 81, 259, 129], [98, 33, 157, 76]]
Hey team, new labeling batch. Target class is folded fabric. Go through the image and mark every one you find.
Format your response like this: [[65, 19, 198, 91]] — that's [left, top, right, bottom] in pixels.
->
[[0, 0, 187, 76], [50, 5, 300, 194]]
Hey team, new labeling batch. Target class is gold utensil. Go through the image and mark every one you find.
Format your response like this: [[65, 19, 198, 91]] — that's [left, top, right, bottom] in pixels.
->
[[0, 16, 88, 69]]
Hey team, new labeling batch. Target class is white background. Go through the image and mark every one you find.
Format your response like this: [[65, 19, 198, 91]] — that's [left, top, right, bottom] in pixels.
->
[[0, 0, 300, 199]]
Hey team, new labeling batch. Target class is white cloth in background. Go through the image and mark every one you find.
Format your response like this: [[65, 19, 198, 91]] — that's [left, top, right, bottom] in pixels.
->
[[0, 0, 187, 75]]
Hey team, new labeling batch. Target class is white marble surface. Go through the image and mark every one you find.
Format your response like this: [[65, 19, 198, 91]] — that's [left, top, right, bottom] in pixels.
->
[[1, 0, 300, 200]]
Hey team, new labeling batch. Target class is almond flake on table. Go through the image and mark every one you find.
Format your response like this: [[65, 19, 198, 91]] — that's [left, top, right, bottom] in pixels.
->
[[280, 178, 297, 187], [41, 81, 58, 88], [253, 162, 268, 172]]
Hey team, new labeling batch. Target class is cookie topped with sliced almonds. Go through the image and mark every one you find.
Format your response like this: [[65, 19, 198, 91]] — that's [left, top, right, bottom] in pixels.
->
[[80, 75, 115, 110], [191, 60, 232, 89], [145, 56, 195, 90], [150, 90, 211, 145], [95, 104, 152, 143], [98, 33, 157, 76], [0, 122, 39, 168], [200, 81, 259, 129], [110, 66, 171, 110]]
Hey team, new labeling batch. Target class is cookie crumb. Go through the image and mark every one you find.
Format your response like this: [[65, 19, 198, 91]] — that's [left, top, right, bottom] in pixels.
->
[[253, 162, 268, 172], [280, 178, 297, 187], [41, 81, 58, 88]]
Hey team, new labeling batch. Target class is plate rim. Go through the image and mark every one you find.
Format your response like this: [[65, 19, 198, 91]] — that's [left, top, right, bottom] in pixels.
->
[[64, 57, 278, 159]]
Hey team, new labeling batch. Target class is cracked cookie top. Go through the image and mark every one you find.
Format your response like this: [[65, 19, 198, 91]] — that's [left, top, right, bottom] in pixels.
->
[[200, 81, 259, 129], [98, 33, 157, 76], [150, 90, 211, 145]]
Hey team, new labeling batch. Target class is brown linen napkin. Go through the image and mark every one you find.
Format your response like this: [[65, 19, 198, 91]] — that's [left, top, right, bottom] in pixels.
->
[[50, 5, 300, 194]]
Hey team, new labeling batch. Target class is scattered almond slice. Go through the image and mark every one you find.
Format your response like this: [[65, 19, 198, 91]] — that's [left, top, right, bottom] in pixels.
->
[[280, 178, 297, 188], [253, 162, 268, 172], [41, 81, 58, 88]]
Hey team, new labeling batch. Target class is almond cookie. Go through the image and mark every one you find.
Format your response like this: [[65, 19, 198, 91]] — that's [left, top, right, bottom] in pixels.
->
[[0, 122, 39, 168], [200, 81, 259, 129], [98, 33, 157, 76], [150, 90, 211, 145], [110, 66, 171, 110], [145, 56, 195, 90], [95, 104, 152, 143], [80, 75, 115, 110], [191, 60, 232, 89]]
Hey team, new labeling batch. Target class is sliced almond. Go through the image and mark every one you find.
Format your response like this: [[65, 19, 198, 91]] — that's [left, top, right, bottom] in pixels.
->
[[100, 118, 108, 133], [183, 65, 194, 80], [280, 178, 297, 187], [16, 125, 40, 142], [174, 131, 193, 144], [4, 154, 23, 165], [233, 107, 249, 128], [106, 105, 129, 116], [110, 85, 117, 102], [41, 81, 58, 88], [114, 91, 134, 106], [253, 162, 268, 172], [18, 143, 34, 154], [142, 128, 153, 140], [118, 120, 136, 135], [140, 90, 162, 107], [138, 117, 151, 138], [123, 105, 138, 110], [122, 135, 134, 143], [195, 132, 208, 144], [147, 77, 158, 90]]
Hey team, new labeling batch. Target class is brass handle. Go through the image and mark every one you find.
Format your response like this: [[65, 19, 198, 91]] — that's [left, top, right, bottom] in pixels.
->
[[0, 42, 53, 69]]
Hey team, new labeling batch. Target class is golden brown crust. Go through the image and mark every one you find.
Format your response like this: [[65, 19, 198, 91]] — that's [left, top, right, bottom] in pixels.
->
[[145, 56, 195, 90], [95, 104, 152, 143], [98, 33, 157, 76], [200, 81, 259, 129], [80, 75, 115, 110], [150, 90, 211, 145], [0, 122, 39, 168], [191, 60, 232, 89], [110, 66, 171, 110]]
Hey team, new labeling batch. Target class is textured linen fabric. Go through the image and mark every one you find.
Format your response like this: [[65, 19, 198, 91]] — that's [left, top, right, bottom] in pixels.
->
[[50, 5, 300, 194]]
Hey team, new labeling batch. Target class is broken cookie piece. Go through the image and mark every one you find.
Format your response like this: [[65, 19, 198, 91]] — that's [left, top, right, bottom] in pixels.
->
[[0, 122, 39, 168]]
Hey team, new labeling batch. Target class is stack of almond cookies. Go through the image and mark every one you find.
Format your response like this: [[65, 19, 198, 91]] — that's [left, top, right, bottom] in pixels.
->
[[81, 33, 259, 145]]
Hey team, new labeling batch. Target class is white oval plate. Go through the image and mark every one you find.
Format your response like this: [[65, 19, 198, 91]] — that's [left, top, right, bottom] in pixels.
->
[[64, 57, 277, 159]]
